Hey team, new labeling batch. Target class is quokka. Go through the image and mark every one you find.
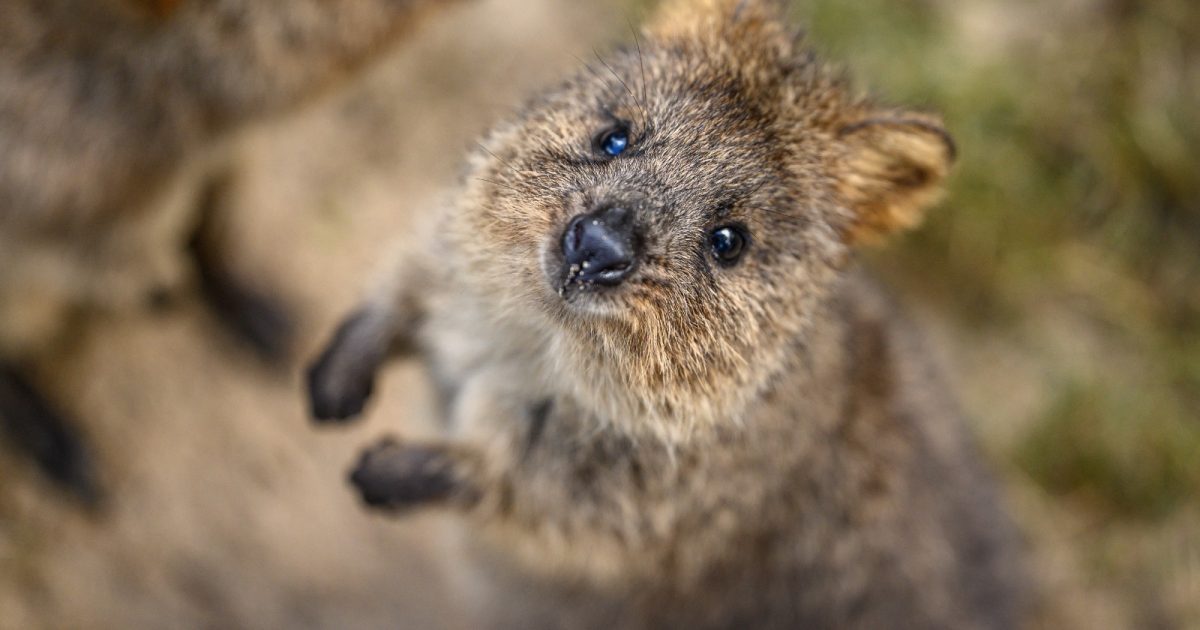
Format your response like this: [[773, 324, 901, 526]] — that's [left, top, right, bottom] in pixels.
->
[[308, 0, 1024, 627]]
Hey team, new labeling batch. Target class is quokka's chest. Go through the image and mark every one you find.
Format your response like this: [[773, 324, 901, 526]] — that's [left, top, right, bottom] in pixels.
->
[[416, 289, 551, 401]]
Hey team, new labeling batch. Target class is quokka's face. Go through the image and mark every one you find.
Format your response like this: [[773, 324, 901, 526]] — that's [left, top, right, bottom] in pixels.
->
[[457, 0, 952, 428], [468, 40, 836, 327]]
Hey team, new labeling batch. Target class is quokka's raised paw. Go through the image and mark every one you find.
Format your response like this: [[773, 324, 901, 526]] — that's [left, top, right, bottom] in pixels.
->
[[348, 438, 475, 511], [306, 311, 387, 423]]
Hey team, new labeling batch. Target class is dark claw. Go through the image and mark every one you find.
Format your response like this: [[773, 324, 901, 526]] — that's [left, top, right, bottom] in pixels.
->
[[0, 365, 105, 509], [306, 311, 381, 424], [349, 439, 458, 511]]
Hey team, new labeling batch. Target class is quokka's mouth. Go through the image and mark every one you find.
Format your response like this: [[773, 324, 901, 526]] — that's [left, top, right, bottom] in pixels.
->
[[556, 259, 637, 298], [549, 203, 641, 296], [538, 239, 632, 315]]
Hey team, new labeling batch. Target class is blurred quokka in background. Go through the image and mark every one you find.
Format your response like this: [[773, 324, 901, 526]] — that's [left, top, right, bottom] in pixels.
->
[[0, 0, 456, 505], [308, 0, 1025, 627]]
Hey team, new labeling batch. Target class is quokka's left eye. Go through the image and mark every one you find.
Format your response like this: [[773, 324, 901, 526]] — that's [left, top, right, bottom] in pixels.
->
[[595, 125, 630, 157], [710, 225, 748, 265]]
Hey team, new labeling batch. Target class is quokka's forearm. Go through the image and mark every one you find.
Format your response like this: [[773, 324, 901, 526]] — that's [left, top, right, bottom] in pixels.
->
[[350, 430, 683, 579], [306, 302, 421, 422]]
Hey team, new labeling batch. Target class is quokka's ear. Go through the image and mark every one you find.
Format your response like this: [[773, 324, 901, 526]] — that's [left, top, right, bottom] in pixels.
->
[[647, 0, 787, 44], [836, 114, 955, 244]]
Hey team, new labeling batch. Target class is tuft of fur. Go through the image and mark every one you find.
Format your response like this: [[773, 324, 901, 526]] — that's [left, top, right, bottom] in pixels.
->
[[309, 0, 1023, 627]]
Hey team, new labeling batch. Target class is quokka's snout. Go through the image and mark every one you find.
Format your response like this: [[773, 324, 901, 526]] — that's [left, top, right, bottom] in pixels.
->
[[560, 204, 640, 290]]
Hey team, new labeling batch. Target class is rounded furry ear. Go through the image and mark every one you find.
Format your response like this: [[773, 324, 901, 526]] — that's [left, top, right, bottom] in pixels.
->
[[836, 115, 955, 244]]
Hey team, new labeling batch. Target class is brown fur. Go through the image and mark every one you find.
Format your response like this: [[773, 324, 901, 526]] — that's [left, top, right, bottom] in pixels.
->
[[308, 0, 1024, 627], [0, 0, 457, 359]]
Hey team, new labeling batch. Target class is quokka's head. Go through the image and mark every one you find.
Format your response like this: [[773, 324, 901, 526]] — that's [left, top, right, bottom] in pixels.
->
[[456, 0, 954, 437]]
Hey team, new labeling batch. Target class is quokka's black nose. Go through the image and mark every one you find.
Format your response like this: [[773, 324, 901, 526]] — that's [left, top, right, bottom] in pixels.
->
[[561, 206, 637, 286]]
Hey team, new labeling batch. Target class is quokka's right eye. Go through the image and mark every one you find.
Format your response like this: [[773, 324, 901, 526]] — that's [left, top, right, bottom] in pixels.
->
[[710, 225, 749, 266]]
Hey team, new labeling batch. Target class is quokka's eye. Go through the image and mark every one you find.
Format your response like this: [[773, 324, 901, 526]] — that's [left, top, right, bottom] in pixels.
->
[[710, 226, 748, 265], [595, 125, 630, 157]]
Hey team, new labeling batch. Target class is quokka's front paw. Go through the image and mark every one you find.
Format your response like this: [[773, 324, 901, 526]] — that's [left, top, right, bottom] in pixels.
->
[[306, 311, 382, 423], [349, 438, 467, 511]]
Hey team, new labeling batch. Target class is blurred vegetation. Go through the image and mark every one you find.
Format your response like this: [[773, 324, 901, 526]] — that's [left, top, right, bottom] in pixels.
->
[[1016, 382, 1200, 519]]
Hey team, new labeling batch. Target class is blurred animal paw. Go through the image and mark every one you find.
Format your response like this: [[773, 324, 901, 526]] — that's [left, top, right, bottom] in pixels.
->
[[188, 177, 296, 367], [306, 311, 383, 423], [0, 365, 104, 509], [198, 267, 296, 366], [349, 438, 463, 511]]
